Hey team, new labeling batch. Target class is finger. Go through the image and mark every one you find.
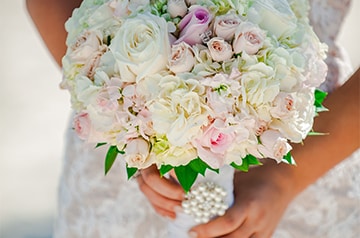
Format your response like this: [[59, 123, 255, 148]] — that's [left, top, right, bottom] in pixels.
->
[[141, 165, 184, 200], [219, 219, 254, 238], [137, 174, 182, 213], [189, 206, 246, 238], [152, 204, 177, 220]]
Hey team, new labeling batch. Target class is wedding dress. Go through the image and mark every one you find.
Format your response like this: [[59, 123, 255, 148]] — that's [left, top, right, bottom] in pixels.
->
[[53, 0, 359, 237]]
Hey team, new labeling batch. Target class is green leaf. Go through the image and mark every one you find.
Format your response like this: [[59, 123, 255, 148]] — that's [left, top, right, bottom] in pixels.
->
[[95, 142, 107, 148], [189, 158, 209, 176], [246, 154, 262, 166], [104, 146, 119, 175], [126, 166, 138, 180], [282, 152, 297, 165], [231, 161, 249, 172], [231, 154, 262, 172], [314, 89, 328, 113], [174, 165, 199, 192], [314, 89, 327, 107], [159, 164, 173, 176]]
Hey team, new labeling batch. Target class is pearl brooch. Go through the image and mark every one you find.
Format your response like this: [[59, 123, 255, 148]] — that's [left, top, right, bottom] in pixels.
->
[[181, 181, 228, 224]]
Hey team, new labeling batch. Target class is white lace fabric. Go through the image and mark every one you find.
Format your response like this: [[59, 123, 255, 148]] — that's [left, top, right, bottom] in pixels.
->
[[54, 0, 360, 237]]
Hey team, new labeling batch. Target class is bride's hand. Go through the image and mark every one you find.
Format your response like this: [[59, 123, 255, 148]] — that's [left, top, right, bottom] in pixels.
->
[[136, 165, 185, 219], [189, 161, 296, 238]]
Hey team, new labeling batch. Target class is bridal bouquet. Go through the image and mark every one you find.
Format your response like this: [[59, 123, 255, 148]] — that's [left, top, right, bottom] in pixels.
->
[[62, 0, 327, 195]]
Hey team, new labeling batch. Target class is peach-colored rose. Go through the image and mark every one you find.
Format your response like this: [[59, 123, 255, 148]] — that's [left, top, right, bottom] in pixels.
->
[[169, 42, 196, 73], [207, 37, 233, 62], [213, 14, 241, 41], [233, 22, 266, 55]]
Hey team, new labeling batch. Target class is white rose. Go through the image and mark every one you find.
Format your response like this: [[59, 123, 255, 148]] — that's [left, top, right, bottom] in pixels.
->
[[110, 13, 171, 82], [258, 130, 292, 163], [213, 13, 241, 41], [167, 0, 188, 18], [207, 37, 233, 62], [124, 138, 153, 169], [169, 42, 196, 74], [233, 22, 266, 55]]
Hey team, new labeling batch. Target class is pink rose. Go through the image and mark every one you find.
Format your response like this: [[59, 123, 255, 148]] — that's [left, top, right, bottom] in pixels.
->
[[73, 112, 105, 142], [192, 119, 235, 168], [175, 5, 212, 46], [73, 112, 91, 140], [233, 22, 266, 55]]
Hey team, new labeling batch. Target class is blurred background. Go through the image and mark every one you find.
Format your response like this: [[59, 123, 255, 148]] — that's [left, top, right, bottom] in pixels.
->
[[0, 1, 359, 238]]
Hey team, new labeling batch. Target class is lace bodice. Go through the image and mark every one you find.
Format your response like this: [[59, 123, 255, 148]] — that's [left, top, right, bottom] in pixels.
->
[[54, 0, 359, 237]]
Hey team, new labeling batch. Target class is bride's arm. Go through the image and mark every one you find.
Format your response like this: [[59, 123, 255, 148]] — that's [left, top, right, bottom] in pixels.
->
[[26, 0, 82, 66]]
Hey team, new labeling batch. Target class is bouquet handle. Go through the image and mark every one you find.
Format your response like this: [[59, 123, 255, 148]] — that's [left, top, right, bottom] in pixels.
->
[[167, 165, 235, 238]]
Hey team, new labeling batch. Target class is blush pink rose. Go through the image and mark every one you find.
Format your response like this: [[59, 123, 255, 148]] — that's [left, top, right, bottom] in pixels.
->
[[73, 112, 91, 140], [175, 5, 212, 46], [73, 111, 107, 143], [192, 119, 235, 168], [233, 22, 266, 55]]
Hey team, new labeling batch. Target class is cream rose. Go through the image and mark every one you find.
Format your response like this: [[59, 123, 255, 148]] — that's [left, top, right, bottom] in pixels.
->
[[169, 42, 196, 74], [110, 13, 171, 82], [258, 130, 292, 163], [213, 13, 241, 41], [207, 37, 233, 62], [124, 138, 153, 169], [69, 31, 103, 64], [167, 0, 188, 18], [233, 22, 266, 55]]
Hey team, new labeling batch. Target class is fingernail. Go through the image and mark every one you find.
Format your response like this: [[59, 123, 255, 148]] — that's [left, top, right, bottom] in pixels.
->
[[188, 231, 197, 238], [174, 206, 183, 213]]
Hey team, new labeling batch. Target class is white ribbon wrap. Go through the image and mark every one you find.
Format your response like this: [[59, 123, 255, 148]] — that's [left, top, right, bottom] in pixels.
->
[[167, 165, 235, 238]]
